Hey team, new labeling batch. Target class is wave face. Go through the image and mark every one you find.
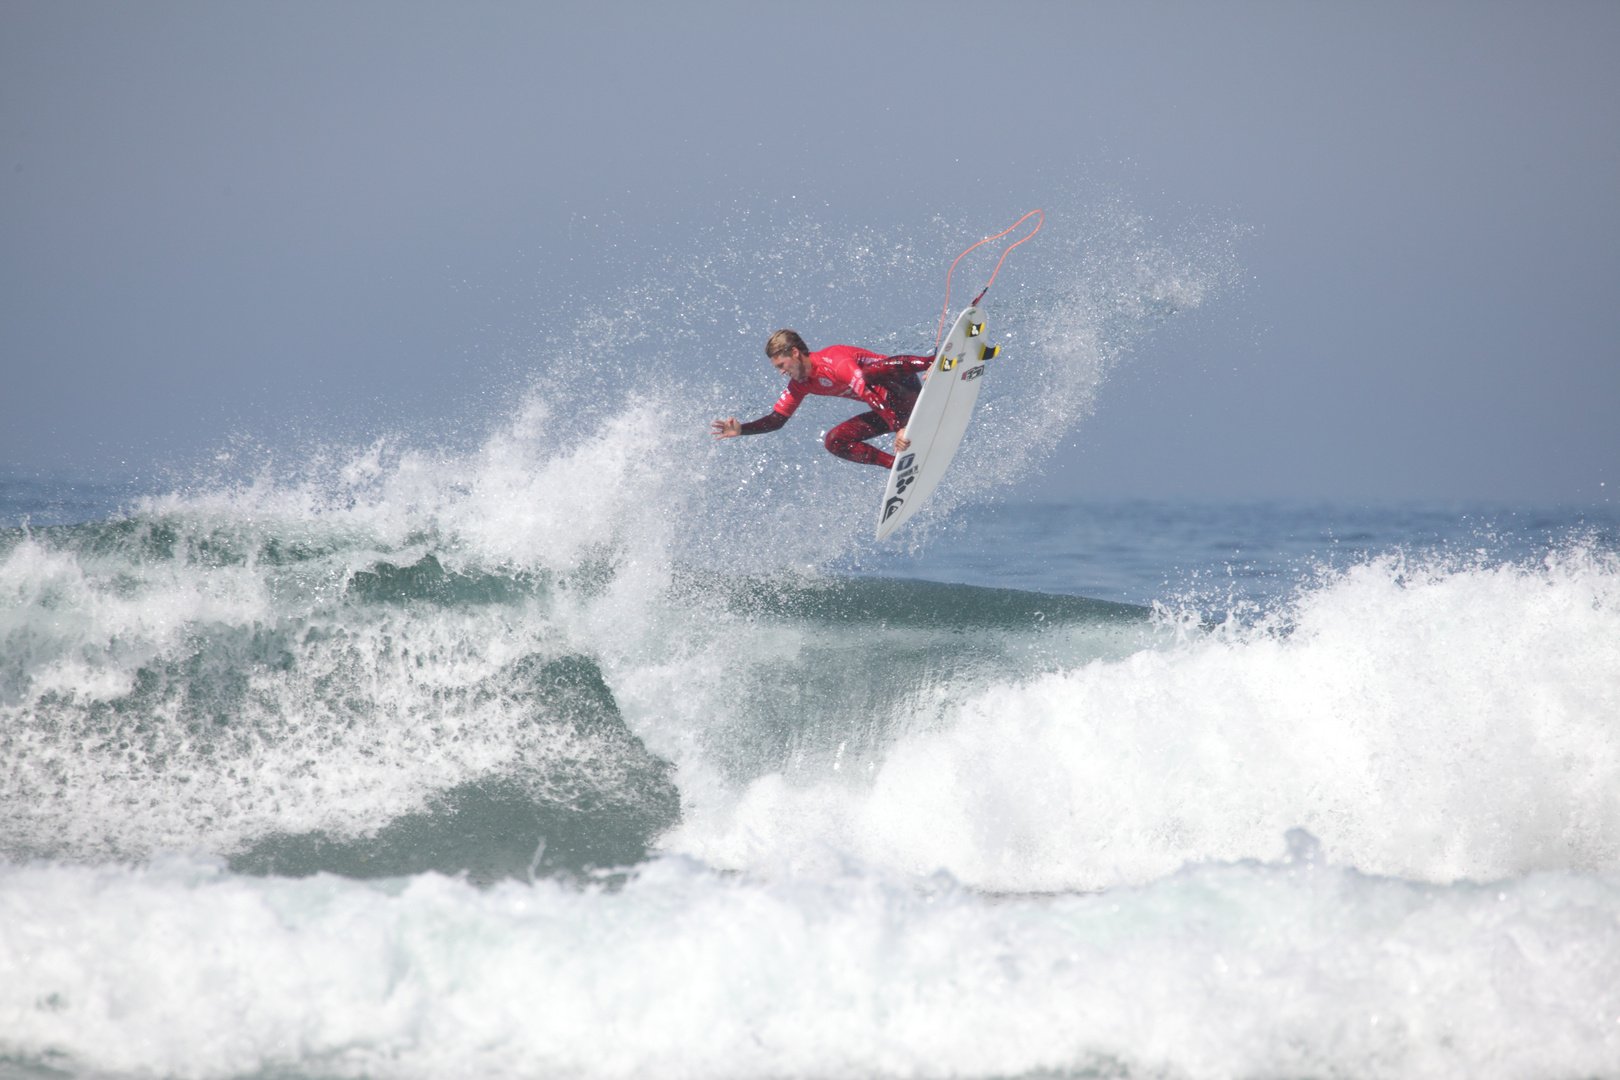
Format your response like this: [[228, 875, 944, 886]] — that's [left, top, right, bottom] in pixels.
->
[[7, 486, 1616, 895], [5, 202, 1620, 1077], [0, 493, 1152, 884]]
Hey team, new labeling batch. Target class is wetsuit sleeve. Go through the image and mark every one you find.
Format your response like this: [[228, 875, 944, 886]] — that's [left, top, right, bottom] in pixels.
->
[[738, 411, 789, 436], [857, 354, 934, 378], [736, 380, 808, 434], [737, 380, 809, 435], [852, 354, 933, 429]]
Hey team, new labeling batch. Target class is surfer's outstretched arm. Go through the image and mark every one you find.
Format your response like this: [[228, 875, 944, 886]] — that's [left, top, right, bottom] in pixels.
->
[[711, 411, 790, 439]]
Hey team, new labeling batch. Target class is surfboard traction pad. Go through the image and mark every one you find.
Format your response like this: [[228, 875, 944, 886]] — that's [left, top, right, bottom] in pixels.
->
[[875, 305, 992, 540]]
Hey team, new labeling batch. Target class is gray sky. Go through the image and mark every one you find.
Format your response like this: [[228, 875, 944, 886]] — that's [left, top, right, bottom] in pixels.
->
[[2, 1, 1616, 501]]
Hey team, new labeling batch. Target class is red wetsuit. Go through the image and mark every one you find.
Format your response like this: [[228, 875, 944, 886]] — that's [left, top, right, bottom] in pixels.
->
[[737, 346, 935, 468]]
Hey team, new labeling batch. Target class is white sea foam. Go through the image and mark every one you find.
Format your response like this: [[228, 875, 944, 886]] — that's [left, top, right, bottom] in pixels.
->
[[2, 849, 1617, 1079], [670, 547, 1620, 891]]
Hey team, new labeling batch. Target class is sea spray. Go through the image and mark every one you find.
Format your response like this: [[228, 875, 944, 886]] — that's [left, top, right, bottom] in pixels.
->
[[1, 195, 1238, 877]]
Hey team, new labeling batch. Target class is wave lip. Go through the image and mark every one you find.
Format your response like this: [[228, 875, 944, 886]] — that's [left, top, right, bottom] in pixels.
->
[[690, 569, 1147, 629]]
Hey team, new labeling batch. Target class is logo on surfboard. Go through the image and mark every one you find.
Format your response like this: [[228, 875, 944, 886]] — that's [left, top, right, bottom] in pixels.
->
[[882, 495, 906, 521], [960, 365, 984, 381]]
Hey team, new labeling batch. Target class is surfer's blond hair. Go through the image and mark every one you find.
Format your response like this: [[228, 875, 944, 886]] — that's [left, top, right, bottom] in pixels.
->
[[766, 330, 809, 358]]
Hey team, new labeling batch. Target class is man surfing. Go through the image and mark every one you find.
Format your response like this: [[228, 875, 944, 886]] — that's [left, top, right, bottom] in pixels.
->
[[710, 330, 934, 469]]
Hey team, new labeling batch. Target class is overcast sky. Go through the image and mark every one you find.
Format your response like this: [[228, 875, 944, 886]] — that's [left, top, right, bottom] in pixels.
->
[[2, 1, 1616, 501]]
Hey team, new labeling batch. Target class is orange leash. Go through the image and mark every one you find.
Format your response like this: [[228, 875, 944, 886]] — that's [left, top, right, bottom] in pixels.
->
[[935, 209, 1044, 350]]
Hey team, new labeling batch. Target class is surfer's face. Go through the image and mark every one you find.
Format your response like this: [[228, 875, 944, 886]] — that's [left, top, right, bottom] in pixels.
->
[[770, 348, 812, 381]]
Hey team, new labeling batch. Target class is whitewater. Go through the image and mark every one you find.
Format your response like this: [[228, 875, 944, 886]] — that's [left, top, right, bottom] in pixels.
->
[[2, 204, 1619, 1079]]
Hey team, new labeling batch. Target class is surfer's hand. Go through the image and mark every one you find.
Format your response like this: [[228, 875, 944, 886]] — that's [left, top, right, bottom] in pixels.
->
[[711, 418, 742, 439], [894, 429, 910, 453]]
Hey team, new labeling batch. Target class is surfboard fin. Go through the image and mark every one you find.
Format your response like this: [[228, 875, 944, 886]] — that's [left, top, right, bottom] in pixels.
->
[[979, 344, 1000, 360], [968, 321, 985, 337]]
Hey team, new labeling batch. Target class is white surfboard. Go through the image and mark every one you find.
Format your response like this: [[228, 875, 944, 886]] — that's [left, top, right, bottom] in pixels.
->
[[875, 305, 998, 539]]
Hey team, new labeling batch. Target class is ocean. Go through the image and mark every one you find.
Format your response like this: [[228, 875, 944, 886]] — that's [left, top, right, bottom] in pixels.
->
[[3, 208, 1619, 1078]]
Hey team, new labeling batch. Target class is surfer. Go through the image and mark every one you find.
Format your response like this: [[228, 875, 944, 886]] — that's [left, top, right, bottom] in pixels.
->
[[710, 330, 935, 469]]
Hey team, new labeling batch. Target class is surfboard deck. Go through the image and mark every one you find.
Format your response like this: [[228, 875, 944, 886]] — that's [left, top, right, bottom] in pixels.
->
[[875, 305, 997, 539]]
